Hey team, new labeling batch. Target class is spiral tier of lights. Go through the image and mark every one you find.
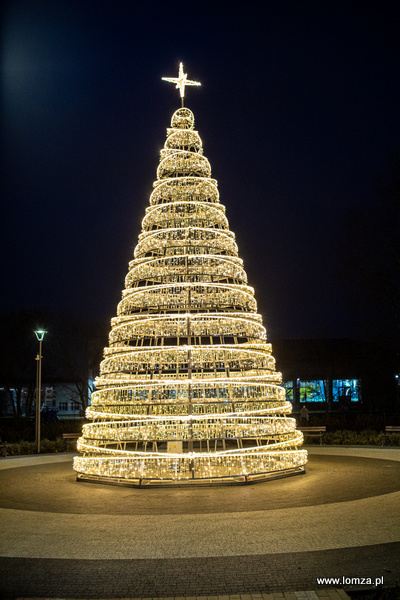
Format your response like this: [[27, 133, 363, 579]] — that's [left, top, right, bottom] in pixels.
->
[[73, 102, 307, 486]]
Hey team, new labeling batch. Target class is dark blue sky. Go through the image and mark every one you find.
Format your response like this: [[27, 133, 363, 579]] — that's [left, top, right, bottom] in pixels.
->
[[2, 0, 400, 339]]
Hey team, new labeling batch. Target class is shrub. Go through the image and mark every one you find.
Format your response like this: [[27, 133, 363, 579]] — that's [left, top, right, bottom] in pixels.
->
[[2, 437, 68, 456], [322, 430, 399, 446]]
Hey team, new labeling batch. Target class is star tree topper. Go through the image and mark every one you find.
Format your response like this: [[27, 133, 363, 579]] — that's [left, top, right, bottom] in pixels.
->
[[162, 62, 201, 106]]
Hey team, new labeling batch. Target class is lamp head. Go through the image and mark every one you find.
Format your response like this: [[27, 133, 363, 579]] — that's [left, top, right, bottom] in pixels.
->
[[34, 330, 47, 342]]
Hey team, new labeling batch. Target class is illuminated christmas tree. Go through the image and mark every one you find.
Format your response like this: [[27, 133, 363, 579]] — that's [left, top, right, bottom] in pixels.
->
[[74, 64, 307, 486]]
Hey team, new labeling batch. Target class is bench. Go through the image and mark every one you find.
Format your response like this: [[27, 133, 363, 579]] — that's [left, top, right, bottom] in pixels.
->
[[62, 433, 80, 451], [381, 426, 400, 446], [299, 426, 326, 445]]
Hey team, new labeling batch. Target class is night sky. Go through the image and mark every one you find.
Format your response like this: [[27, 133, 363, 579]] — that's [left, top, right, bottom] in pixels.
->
[[3, 0, 400, 340]]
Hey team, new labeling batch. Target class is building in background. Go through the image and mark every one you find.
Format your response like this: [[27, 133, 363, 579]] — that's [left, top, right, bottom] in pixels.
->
[[0, 381, 94, 419]]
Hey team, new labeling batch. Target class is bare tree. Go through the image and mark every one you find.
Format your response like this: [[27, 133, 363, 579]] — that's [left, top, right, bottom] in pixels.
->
[[0, 309, 107, 419], [0, 309, 50, 419], [52, 314, 107, 416]]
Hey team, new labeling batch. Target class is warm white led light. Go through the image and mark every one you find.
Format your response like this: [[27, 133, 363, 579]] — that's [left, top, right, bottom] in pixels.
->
[[73, 102, 307, 486], [162, 62, 201, 101]]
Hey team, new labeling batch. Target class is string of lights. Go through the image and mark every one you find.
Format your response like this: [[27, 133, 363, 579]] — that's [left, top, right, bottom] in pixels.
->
[[73, 66, 307, 486]]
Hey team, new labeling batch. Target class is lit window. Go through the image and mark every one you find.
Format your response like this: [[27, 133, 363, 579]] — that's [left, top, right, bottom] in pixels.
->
[[332, 379, 360, 402], [282, 381, 294, 402], [299, 380, 327, 403]]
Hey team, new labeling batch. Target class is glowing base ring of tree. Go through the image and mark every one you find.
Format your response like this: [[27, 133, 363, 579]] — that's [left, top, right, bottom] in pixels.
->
[[73, 447, 307, 487]]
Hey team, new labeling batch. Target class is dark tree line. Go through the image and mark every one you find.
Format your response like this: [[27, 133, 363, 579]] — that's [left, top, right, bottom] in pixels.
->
[[0, 308, 108, 419]]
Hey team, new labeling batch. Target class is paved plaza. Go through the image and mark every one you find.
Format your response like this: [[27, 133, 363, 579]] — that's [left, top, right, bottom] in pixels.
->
[[0, 447, 399, 599]]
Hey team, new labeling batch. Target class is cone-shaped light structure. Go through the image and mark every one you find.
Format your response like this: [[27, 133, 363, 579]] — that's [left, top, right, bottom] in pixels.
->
[[73, 70, 307, 486]]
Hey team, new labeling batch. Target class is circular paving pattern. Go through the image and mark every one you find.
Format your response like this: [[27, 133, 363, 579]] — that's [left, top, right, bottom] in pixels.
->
[[1, 449, 400, 598], [1, 453, 399, 515]]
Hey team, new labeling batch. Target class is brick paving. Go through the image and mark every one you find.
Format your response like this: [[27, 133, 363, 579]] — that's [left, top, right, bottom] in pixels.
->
[[14, 593, 351, 600], [1, 543, 398, 598], [1, 452, 399, 516]]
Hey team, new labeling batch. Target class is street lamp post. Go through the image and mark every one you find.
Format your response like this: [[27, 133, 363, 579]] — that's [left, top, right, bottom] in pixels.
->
[[34, 330, 46, 454]]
